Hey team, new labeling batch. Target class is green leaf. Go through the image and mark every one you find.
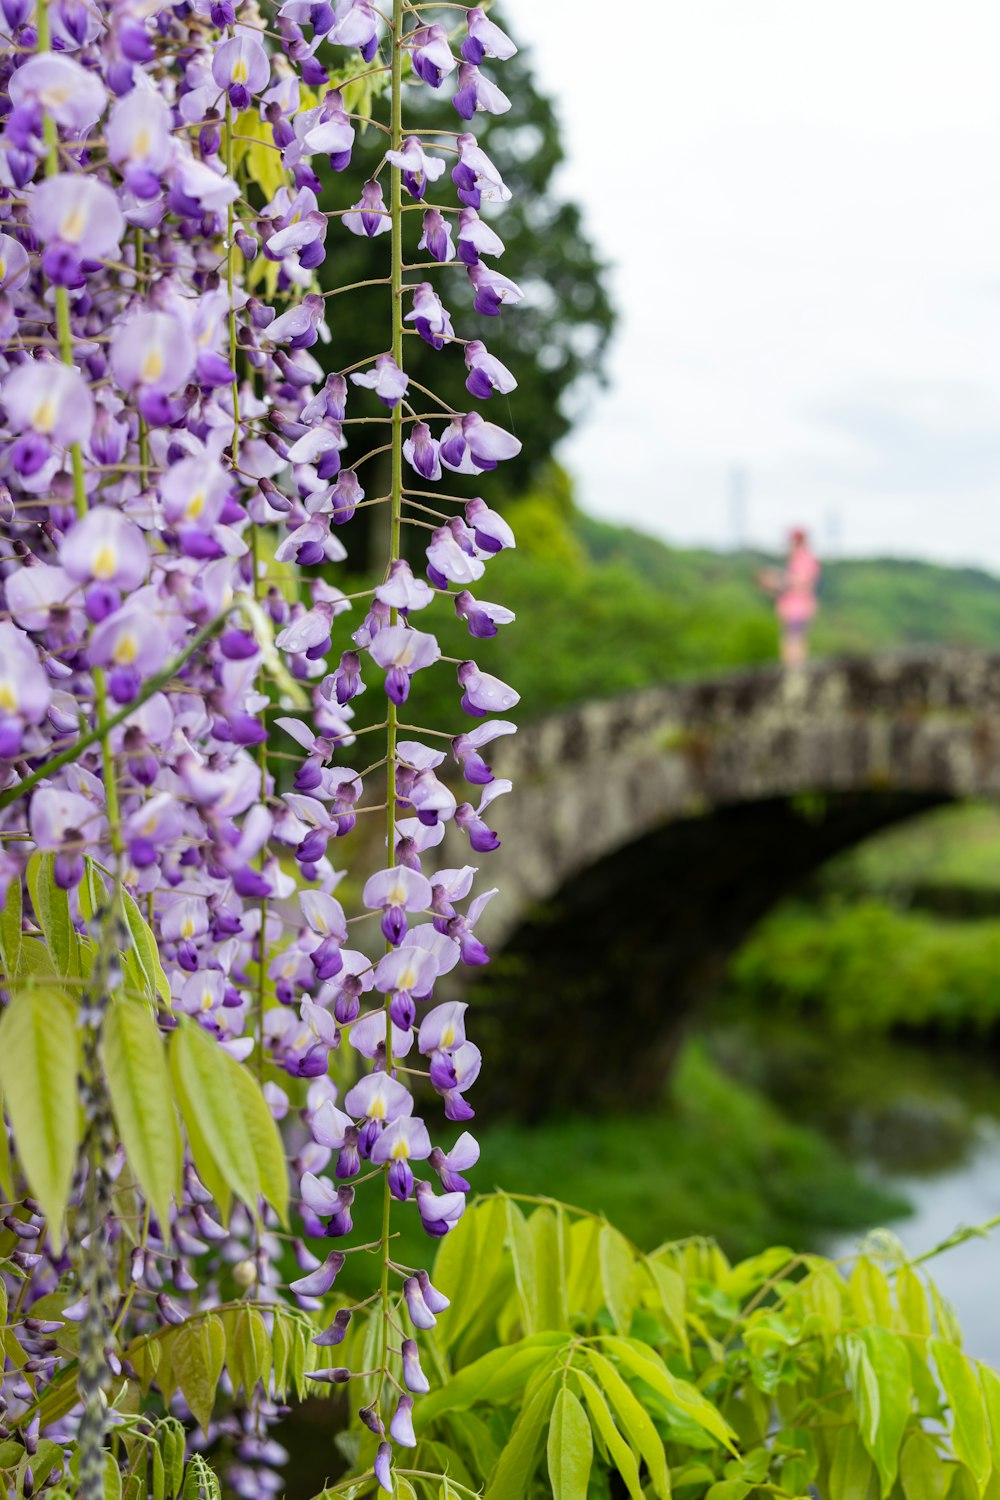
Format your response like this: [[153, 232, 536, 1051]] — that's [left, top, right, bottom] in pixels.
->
[[565, 1216, 603, 1322], [120, 887, 170, 1005], [26, 854, 75, 978], [234, 1306, 270, 1398], [643, 1256, 690, 1360], [0, 1085, 13, 1201], [484, 1373, 557, 1498], [225, 1053, 289, 1225], [415, 1333, 570, 1430], [272, 1310, 293, 1398], [433, 1195, 509, 1350], [150, 1442, 165, 1500], [76, 858, 106, 926], [529, 1205, 569, 1331], [587, 1348, 670, 1500], [850, 1258, 893, 1329], [933, 1339, 990, 1494], [170, 1314, 226, 1433], [506, 1198, 542, 1334], [102, 1000, 181, 1233], [0, 875, 22, 980], [547, 1386, 592, 1500], [0, 1439, 23, 1470], [602, 1336, 738, 1453], [0, 987, 80, 1248], [577, 1369, 644, 1500], [979, 1364, 1000, 1456], [847, 1329, 911, 1497], [899, 1432, 949, 1500], [930, 1283, 962, 1345], [170, 1021, 260, 1212], [830, 1427, 879, 1500], [896, 1266, 930, 1336], [599, 1224, 637, 1336]]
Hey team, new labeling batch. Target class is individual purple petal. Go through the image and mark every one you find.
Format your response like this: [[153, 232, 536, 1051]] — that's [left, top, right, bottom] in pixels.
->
[[289, 1250, 345, 1296], [350, 354, 408, 408], [9, 52, 107, 130], [59, 507, 148, 591], [374, 1441, 393, 1493], [389, 1394, 416, 1448]]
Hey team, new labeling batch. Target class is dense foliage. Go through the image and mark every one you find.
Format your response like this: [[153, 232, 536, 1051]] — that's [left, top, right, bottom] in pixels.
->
[[327, 1195, 1000, 1500]]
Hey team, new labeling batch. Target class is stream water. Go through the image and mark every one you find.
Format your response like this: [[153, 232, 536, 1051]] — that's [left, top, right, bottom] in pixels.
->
[[828, 1117, 1000, 1364], [714, 1023, 1000, 1362]]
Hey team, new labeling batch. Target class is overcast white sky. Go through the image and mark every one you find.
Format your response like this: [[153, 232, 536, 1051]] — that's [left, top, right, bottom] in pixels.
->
[[503, 0, 1000, 565]]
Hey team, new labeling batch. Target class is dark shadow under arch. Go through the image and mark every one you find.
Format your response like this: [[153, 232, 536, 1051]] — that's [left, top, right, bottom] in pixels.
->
[[469, 790, 948, 1119]]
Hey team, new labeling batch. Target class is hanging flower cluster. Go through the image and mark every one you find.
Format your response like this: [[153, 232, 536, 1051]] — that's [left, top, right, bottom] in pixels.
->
[[0, 0, 520, 1492]]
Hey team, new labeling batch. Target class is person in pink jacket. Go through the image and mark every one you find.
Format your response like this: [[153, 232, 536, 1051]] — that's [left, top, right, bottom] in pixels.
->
[[759, 528, 821, 667]]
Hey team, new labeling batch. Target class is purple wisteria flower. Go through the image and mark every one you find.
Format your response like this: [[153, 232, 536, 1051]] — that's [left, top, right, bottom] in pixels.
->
[[350, 355, 409, 408], [343, 179, 391, 237], [0, 0, 523, 1479]]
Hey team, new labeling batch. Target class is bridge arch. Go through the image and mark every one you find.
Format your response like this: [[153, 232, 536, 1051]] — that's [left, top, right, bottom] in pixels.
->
[[461, 650, 1000, 1115]]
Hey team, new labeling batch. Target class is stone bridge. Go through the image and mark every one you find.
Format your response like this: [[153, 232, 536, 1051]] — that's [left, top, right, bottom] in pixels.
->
[[455, 649, 1000, 1114]]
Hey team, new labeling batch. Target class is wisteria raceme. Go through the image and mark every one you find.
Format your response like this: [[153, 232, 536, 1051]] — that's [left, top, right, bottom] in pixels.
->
[[0, 0, 521, 1492]]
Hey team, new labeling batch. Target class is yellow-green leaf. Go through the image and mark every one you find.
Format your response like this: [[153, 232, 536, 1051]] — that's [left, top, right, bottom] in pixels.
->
[[226, 1053, 289, 1225], [102, 1000, 181, 1234], [233, 1306, 270, 1398], [0, 987, 80, 1249], [599, 1224, 637, 1335], [121, 888, 170, 1005], [169, 1022, 260, 1213], [0, 875, 22, 980], [577, 1369, 643, 1500], [171, 1315, 226, 1433], [26, 854, 75, 978], [547, 1386, 592, 1500], [933, 1339, 990, 1494], [587, 1348, 670, 1500], [484, 1376, 557, 1498], [603, 1336, 738, 1454]]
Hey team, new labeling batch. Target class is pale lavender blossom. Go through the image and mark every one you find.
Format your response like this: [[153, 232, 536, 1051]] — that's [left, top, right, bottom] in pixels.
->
[[343, 179, 390, 237], [405, 283, 454, 348], [414, 1182, 465, 1239], [369, 625, 441, 704], [350, 354, 408, 408], [385, 136, 446, 201], [409, 24, 456, 87], [469, 263, 524, 317], [370, 1116, 431, 1199], [403, 422, 442, 481], [464, 340, 516, 399], [376, 560, 434, 612], [451, 133, 511, 208], [454, 589, 516, 638], [29, 174, 124, 282], [457, 661, 520, 717], [456, 207, 505, 265], [453, 62, 511, 120], [59, 507, 149, 591], [463, 8, 517, 64], [3, 361, 95, 467], [9, 52, 107, 131], [418, 208, 455, 263], [212, 34, 270, 110]]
